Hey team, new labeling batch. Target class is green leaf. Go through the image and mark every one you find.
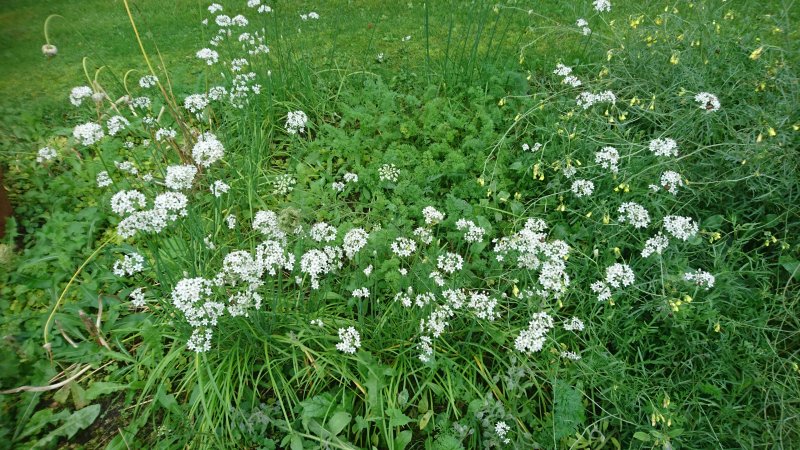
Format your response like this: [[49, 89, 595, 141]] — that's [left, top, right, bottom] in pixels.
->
[[387, 408, 412, 428], [327, 411, 351, 436], [419, 410, 433, 430], [779, 256, 800, 280], [553, 379, 585, 441], [85, 381, 128, 401], [393, 430, 413, 450], [18, 409, 71, 440], [632, 431, 651, 442], [33, 404, 101, 448]]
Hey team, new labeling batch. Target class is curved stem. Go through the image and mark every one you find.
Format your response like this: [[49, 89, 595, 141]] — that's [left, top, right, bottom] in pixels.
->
[[43, 14, 63, 45]]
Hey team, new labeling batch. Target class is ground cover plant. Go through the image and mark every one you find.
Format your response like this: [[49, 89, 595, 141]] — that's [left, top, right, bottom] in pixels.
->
[[1, 0, 799, 448]]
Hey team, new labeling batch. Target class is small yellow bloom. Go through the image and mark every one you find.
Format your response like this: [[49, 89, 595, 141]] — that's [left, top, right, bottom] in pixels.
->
[[613, 247, 621, 257], [757, 133, 763, 143], [512, 285, 520, 298], [749, 46, 764, 60], [670, 52, 680, 65], [768, 127, 776, 137], [498, 98, 506, 106], [603, 213, 610, 224], [714, 322, 721, 333], [477, 177, 485, 186], [585, 211, 592, 218]]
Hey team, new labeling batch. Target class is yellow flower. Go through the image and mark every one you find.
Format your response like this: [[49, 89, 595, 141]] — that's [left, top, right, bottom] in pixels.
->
[[670, 52, 680, 65], [749, 46, 764, 60], [714, 322, 721, 333]]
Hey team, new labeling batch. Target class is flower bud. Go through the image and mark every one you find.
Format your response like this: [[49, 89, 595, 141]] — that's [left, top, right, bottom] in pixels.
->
[[41, 44, 58, 58]]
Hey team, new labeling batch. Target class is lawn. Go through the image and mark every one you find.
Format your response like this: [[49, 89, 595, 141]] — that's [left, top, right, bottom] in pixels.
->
[[1, 0, 799, 449]]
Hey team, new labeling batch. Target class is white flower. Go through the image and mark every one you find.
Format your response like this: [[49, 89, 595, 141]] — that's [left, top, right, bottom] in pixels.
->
[[115, 160, 138, 175], [437, 252, 464, 274], [595, 146, 620, 173], [455, 219, 485, 243], [196, 48, 219, 65], [155, 128, 177, 142], [468, 292, 499, 321], [577, 18, 591, 35], [376, 52, 385, 63], [515, 312, 553, 354], [642, 233, 669, 258], [391, 237, 417, 257], [208, 3, 223, 13], [422, 206, 445, 225], [252, 210, 285, 240], [591, 281, 612, 301], [617, 202, 651, 228], [257, 5, 272, 13], [571, 179, 594, 197], [402, 35, 411, 42], [96, 171, 112, 187], [576, 90, 616, 109], [562, 165, 577, 178], [184, 93, 209, 114], [192, 132, 225, 167], [107, 116, 129, 136], [210, 180, 230, 197], [36, 146, 57, 163], [343, 228, 369, 258], [522, 142, 542, 152], [73, 122, 105, 146], [309, 222, 337, 242], [131, 96, 151, 109], [684, 268, 715, 290], [332, 181, 345, 192], [113, 252, 145, 277], [553, 64, 572, 77], [378, 164, 399, 182], [225, 214, 237, 229], [605, 263, 635, 288], [139, 75, 158, 88], [336, 327, 361, 354], [69, 86, 93, 106], [187, 328, 213, 353], [343, 172, 358, 183], [352, 287, 370, 298], [129, 287, 146, 308], [561, 351, 582, 361], [164, 165, 197, 190], [662, 215, 698, 241], [310, 318, 324, 327], [363, 265, 373, 277], [658, 171, 684, 194], [694, 92, 720, 112], [272, 174, 296, 195], [413, 227, 434, 245], [563, 317, 585, 332], [111, 190, 147, 216], [562, 75, 582, 87], [649, 138, 679, 157], [593, 0, 611, 12], [285, 110, 308, 134]]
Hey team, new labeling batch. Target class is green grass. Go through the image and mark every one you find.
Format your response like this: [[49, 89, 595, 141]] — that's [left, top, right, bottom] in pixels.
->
[[1, 1, 799, 449]]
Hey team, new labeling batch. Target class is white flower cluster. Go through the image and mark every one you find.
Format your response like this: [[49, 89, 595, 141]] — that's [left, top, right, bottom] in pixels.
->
[[300, 12, 320, 20], [571, 179, 594, 197], [656, 171, 684, 195], [378, 164, 400, 182], [352, 287, 370, 298], [595, 146, 620, 173], [649, 138, 679, 157], [468, 291, 499, 321], [514, 312, 553, 355], [196, 48, 219, 65], [684, 268, 715, 290], [285, 110, 308, 134], [300, 246, 343, 289], [272, 174, 296, 195], [495, 421, 511, 445], [662, 215, 698, 241], [192, 132, 225, 167], [129, 287, 146, 308], [577, 18, 591, 36], [493, 218, 570, 298], [593, 0, 611, 12], [617, 202, 651, 228], [437, 252, 464, 274], [184, 93, 209, 115], [139, 75, 158, 88], [563, 317, 585, 332], [414, 227, 433, 245], [592, 263, 635, 302], [131, 96, 151, 109], [522, 142, 542, 152], [69, 86, 93, 106], [553, 63, 581, 87], [423, 206, 445, 225], [309, 222, 337, 242], [111, 189, 147, 215], [73, 122, 105, 146], [36, 146, 57, 163], [155, 128, 177, 142], [252, 210, 285, 240], [97, 171, 112, 187], [455, 219, 485, 243], [576, 90, 616, 109], [343, 228, 368, 258], [336, 327, 361, 354], [165, 164, 197, 191], [694, 92, 720, 112], [210, 180, 230, 197], [106, 116, 129, 136], [115, 160, 138, 175], [641, 233, 669, 258], [391, 237, 417, 257], [113, 252, 145, 277], [117, 192, 188, 239]]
